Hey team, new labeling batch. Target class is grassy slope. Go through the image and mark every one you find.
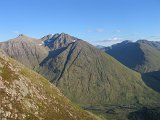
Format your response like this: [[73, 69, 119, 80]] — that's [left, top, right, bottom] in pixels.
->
[[0, 53, 100, 120], [53, 40, 160, 120], [38, 40, 160, 107], [138, 43, 160, 73]]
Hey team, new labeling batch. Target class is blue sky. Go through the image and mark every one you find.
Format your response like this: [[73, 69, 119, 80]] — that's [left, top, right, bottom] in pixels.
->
[[0, 0, 160, 46]]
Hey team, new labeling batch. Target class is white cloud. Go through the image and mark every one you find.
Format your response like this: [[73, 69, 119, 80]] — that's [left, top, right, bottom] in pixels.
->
[[148, 36, 160, 40], [13, 31, 20, 35], [111, 37, 122, 41], [97, 37, 122, 42], [92, 37, 123, 47], [95, 28, 105, 33]]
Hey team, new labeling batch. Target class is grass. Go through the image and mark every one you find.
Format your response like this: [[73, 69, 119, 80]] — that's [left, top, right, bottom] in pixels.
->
[[0, 54, 100, 120]]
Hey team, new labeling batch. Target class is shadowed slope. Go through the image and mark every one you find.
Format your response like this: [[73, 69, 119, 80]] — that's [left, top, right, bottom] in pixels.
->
[[142, 70, 160, 93], [103, 40, 160, 73]]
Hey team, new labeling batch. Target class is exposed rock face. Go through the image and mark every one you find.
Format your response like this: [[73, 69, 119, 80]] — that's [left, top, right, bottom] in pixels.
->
[[41, 33, 77, 49], [103, 40, 160, 73], [0, 52, 98, 120], [0, 34, 160, 107]]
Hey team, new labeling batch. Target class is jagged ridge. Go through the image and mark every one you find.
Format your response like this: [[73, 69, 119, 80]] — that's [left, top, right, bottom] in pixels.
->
[[0, 34, 160, 107]]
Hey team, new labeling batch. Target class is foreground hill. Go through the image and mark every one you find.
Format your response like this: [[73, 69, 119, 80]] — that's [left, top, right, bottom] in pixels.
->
[[102, 40, 160, 73], [1, 34, 160, 120], [0, 52, 99, 120]]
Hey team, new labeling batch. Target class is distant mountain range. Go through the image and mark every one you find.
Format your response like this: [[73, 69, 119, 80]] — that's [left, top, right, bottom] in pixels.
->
[[95, 45, 106, 49], [101, 40, 160, 73], [1, 34, 160, 120], [98, 40, 160, 95]]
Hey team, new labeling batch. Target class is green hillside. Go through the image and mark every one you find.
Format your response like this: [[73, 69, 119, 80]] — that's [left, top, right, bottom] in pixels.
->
[[0, 52, 99, 120]]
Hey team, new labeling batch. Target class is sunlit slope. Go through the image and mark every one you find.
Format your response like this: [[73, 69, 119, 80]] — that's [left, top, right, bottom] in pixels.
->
[[0, 52, 99, 120]]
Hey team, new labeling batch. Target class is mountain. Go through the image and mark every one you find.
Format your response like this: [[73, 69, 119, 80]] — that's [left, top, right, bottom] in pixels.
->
[[102, 40, 160, 73], [0, 52, 99, 120], [96, 45, 106, 49], [1, 34, 160, 119], [0, 34, 49, 69]]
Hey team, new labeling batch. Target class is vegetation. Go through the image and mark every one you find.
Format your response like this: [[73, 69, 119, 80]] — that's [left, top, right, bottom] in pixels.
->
[[0, 52, 100, 120]]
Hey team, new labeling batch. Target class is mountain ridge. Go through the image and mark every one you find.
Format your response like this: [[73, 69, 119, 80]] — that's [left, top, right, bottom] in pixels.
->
[[102, 40, 160, 73], [0, 33, 160, 110]]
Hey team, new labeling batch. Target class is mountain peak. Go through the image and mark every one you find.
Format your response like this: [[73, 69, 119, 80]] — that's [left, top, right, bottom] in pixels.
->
[[42, 34, 55, 40], [18, 34, 25, 36], [121, 40, 132, 44], [51, 33, 73, 40], [57, 33, 76, 40], [8, 34, 38, 43], [17, 34, 29, 38], [41, 33, 78, 49], [59, 32, 67, 36], [59, 32, 71, 37], [15, 34, 34, 40]]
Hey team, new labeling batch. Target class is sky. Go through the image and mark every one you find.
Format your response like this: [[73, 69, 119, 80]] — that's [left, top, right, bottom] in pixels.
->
[[0, 0, 160, 46]]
